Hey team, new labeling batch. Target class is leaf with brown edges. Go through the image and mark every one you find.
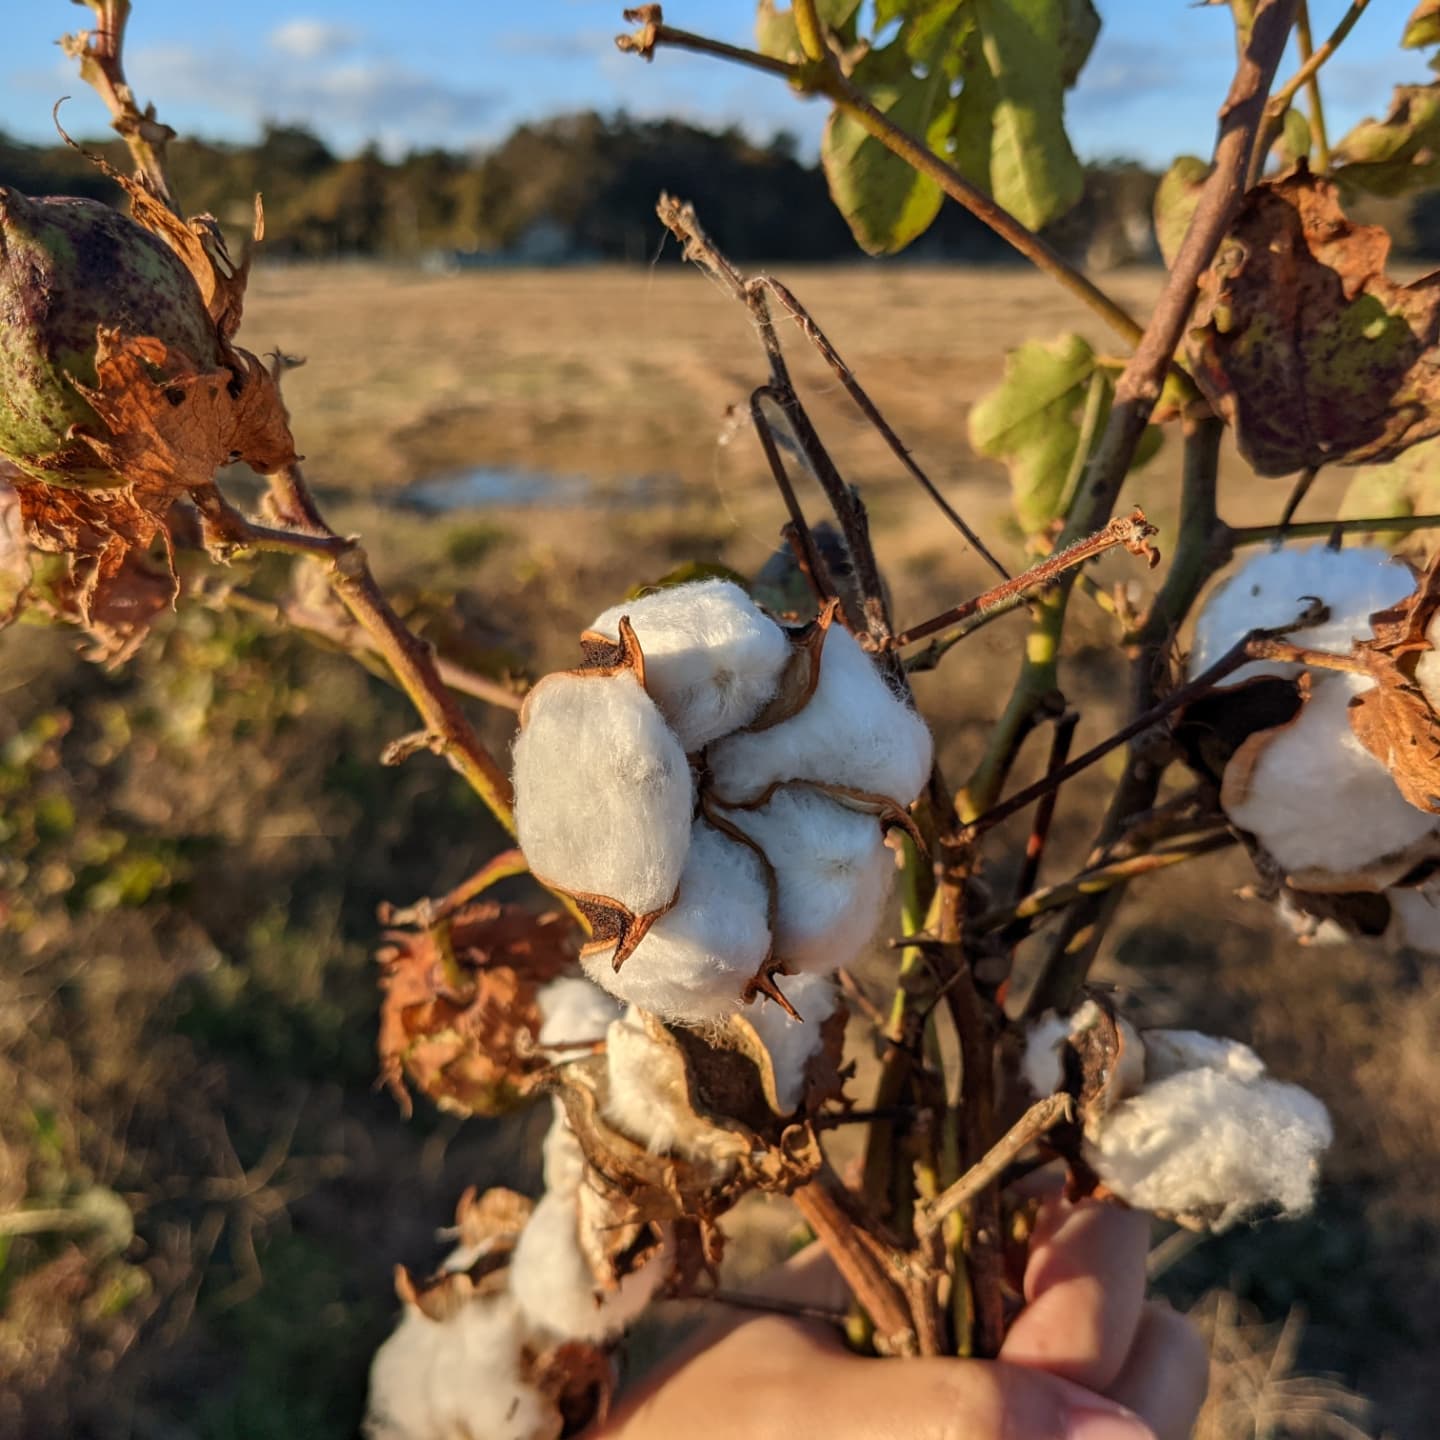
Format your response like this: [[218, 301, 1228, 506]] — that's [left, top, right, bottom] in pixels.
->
[[1190, 168, 1440, 476]]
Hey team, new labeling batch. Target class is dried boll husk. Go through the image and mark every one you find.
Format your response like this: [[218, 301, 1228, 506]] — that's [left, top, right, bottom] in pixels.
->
[[717, 787, 895, 974], [586, 580, 790, 751], [364, 1291, 561, 1440], [742, 973, 840, 1114], [1085, 1030, 1333, 1233], [1020, 1001, 1145, 1108], [509, 1188, 671, 1345], [1222, 673, 1435, 885], [579, 819, 772, 1023], [513, 663, 694, 922], [1189, 543, 1416, 685], [0, 190, 222, 485], [708, 621, 932, 809]]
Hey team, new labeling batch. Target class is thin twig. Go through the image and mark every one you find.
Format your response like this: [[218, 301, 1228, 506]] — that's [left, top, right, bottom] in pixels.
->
[[1294, 0, 1331, 170], [1011, 711, 1080, 908], [1260, 0, 1371, 169], [889, 509, 1158, 650], [759, 276, 1009, 582], [621, 10, 1148, 350], [703, 1289, 851, 1326], [378, 849, 529, 928], [1230, 513, 1440, 547], [58, 0, 178, 209], [916, 1095, 1072, 1237]]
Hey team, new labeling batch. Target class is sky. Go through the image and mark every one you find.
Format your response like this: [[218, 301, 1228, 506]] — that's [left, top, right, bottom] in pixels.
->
[[0, 1, 1431, 167]]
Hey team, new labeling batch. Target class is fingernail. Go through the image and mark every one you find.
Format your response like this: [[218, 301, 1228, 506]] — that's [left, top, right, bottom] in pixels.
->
[[1064, 1401, 1156, 1440]]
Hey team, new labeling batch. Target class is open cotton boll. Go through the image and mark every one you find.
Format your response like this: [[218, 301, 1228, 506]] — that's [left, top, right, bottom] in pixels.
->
[[708, 622, 932, 808], [1189, 544, 1415, 686], [1388, 885, 1440, 954], [1141, 1029, 1266, 1084], [365, 1292, 560, 1440], [587, 580, 790, 751], [603, 1006, 749, 1170], [1019, 1001, 1145, 1106], [510, 1189, 669, 1344], [536, 977, 623, 1057], [513, 669, 693, 914], [744, 973, 838, 1113], [1085, 1063, 1333, 1232], [1224, 673, 1435, 878], [579, 820, 772, 1022], [718, 787, 894, 974]]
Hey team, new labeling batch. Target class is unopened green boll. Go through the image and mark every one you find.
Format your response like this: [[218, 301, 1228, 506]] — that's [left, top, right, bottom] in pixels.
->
[[0, 189, 219, 485]]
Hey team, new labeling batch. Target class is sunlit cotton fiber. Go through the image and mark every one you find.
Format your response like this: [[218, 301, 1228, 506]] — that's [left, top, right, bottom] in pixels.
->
[[708, 622, 932, 807], [364, 1292, 559, 1440], [513, 668, 694, 914], [1085, 1047, 1333, 1232], [719, 787, 894, 974], [588, 580, 790, 751], [744, 972, 838, 1113], [509, 1189, 670, 1344], [1189, 544, 1415, 685], [602, 1006, 748, 1172], [1224, 672, 1434, 878], [1019, 1001, 1144, 1104], [579, 819, 772, 1022], [536, 976, 623, 1057]]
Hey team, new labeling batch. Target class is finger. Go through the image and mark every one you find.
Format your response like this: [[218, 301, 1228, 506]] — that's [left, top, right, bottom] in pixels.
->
[[1000, 1197, 1150, 1392], [1105, 1302, 1210, 1440], [603, 1317, 1157, 1440]]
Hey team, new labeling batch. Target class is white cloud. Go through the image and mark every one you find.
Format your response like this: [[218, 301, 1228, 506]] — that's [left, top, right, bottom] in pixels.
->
[[268, 19, 360, 61]]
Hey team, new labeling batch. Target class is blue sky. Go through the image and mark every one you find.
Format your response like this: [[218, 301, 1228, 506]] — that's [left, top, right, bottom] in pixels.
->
[[1, 1, 1431, 166]]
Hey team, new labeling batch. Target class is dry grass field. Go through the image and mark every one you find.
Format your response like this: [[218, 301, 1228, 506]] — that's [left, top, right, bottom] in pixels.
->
[[1, 261, 1433, 1437]]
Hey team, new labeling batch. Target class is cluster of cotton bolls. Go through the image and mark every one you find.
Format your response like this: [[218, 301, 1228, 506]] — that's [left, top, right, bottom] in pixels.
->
[[1022, 1002, 1333, 1231], [1189, 544, 1440, 952], [512, 579, 933, 1021], [365, 968, 838, 1439]]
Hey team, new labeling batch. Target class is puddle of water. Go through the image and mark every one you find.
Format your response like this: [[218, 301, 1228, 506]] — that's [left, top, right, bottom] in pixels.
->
[[397, 465, 660, 513]]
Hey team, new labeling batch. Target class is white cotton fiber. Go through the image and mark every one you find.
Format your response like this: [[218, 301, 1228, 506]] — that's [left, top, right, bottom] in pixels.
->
[[603, 1006, 748, 1170], [1189, 544, 1415, 686], [536, 977, 623, 1056], [1224, 672, 1434, 878], [364, 1292, 560, 1440], [708, 623, 932, 808], [579, 819, 772, 1022], [587, 581, 790, 751], [513, 669, 694, 914], [1086, 1063, 1333, 1232], [541, 1100, 586, 1196], [744, 972, 838, 1113], [718, 787, 895, 974], [1140, 1029, 1266, 1084], [1388, 885, 1440, 955], [509, 1189, 669, 1344], [1019, 1002, 1145, 1108]]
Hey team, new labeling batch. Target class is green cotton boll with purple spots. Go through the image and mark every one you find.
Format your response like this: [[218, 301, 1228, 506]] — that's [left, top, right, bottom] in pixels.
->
[[0, 189, 219, 486]]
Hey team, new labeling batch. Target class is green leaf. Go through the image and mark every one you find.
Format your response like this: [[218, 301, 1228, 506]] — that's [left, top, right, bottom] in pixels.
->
[[821, 36, 959, 254], [968, 333, 1103, 533], [1281, 106, 1312, 166], [1333, 84, 1440, 197], [948, 0, 1095, 232], [1153, 155, 1210, 270], [756, 0, 863, 61], [1404, 0, 1440, 49]]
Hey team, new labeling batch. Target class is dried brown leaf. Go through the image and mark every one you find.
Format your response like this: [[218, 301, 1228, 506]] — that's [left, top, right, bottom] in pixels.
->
[[1190, 168, 1440, 475], [376, 901, 576, 1117]]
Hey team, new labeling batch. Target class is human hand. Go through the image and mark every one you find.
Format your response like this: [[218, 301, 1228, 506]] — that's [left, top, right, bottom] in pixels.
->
[[593, 1195, 1208, 1440]]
